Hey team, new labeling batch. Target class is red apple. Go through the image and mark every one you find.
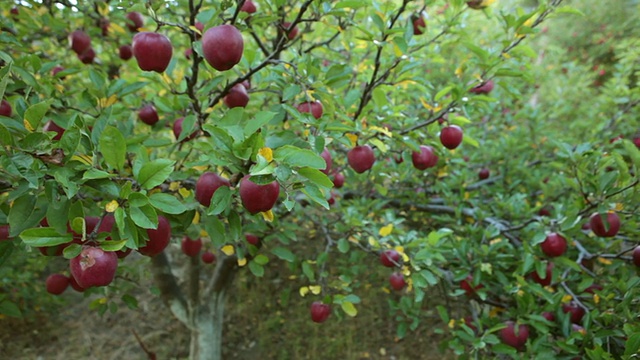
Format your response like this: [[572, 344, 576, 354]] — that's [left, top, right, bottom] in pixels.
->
[[542, 311, 555, 322], [469, 80, 494, 94], [202, 25, 244, 71], [0, 100, 12, 117], [332, 173, 345, 188], [500, 321, 529, 350], [10, 7, 19, 16], [51, 66, 65, 78], [320, 148, 332, 175], [589, 212, 620, 237], [138, 104, 159, 125], [389, 272, 406, 291], [78, 47, 96, 64], [296, 100, 323, 119], [529, 262, 553, 286], [70, 246, 118, 288], [632, 246, 640, 267], [540, 233, 567, 258], [132, 32, 173, 73], [239, 175, 280, 214], [98, 17, 110, 36], [310, 301, 331, 323], [411, 145, 438, 170], [562, 302, 586, 324], [240, 79, 251, 89], [245, 234, 260, 246], [584, 284, 603, 294], [116, 248, 132, 259], [185, 48, 193, 59], [379, 249, 400, 267], [68, 275, 85, 292], [478, 168, 490, 180], [282, 22, 299, 40], [181, 237, 203, 257], [126, 11, 144, 32], [223, 84, 250, 108], [45, 274, 69, 295], [173, 117, 198, 141], [139, 215, 171, 257], [195, 172, 231, 207], [194, 22, 204, 39], [460, 275, 483, 296], [240, 0, 257, 13], [440, 125, 463, 149], [0, 225, 9, 241], [70, 30, 91, 55], [633, 137, 640, 149], [348, 145, 375, 173], [412, 14, 426, 35], [201, 251, 216, 264], [119, 44, 133, 60], [43, 120, 65, 141]]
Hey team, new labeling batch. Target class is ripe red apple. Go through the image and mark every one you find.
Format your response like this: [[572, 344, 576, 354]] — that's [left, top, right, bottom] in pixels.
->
[[119, 44, 133, 60], [0, 225, 9, 241], [138, 104, 159, 125], [562, 302, 586, 324], [529, 262, 553, 286], [98, 17, 110, 36], [181, 237, 203, 257], [584, 284, 603, 294], [469, 80, 494, 94], [223, 84, 250, 108], [630, 246, 640, 267], [240, 80, 251, 89], [132, 32, 173, 73], [296, 100, 323, 119], [460, 275, 483, 296], [201, 251, 216, 264], [538, 207, 551, 217], [540, 233, 567, 258], [328, 192, 336, 206], [320, 148, 332, 175], [139, 216, 171, 257], [478, 168, 490, 180], [70, 246, 118, 288], [185, 48, 193, 59], [51, 66, 65, 78], [333, 173, 345, 188], [379, 249, 400, 267], [542, 311, 555, 322], [194, 21, 204, 39], [440, 125, 463, 149], [389, 272, 406, 291], [195, 172, 231, 207], [173, 117, 198, 141], [43, 120, 65, 141], [282, 22, 299, 40], [310, 301, 331, 323], [500, 321, 529, 350], [10, 7, 19, 16], [116, 248, 132, 259], [412, 14, 426, 35], [633, 136, 640, 149], [68, 275, 85, 292], [239, 175, 280, 214], [589, 212, 620, 237], [126, 11, 144, 32], [348, 145, 375, 173], [46, 274, 69, 295], [240, 0, 257, 13], [245, 234, 260, 246], [202, 25, 244, 71], [411, 145, 438, 170], [0, 100, 11, 117], [78, 47, 96, 64], [70, 30, 91, 55]]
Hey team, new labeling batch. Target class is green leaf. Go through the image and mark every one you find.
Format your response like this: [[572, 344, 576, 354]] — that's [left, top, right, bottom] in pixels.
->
[[19, 228, 73, 247], [207, 186, 232, 215], [0, 62, 12, 102], [435, 85, 454, 101], [128, 192, 150, 207], [341, 301, 357, 317], [83, 168, 112, 180], [271, 247, 295, 262], [254, 254, 269, 265], [203, 214, 225, 247], [136, 159, 175, 189], [0, 300, 22, 317], [129, 205, 158, 229], [0, 242, 13, 267], [301, 183, 329, 209], [274, 145, 326, 169], [62, 243, 82, 259], [244, 111, 276, 137], [99, 126, 126, 171], [249, 261, 265, 277], [624, 333, 640, 357], [100, 240, 127, 252], [121, 294, 138, 310], [298, 167, 334, 188], [8, 194, 37, 237], [24, 100, 52, 131], [149, 193, 187, 214], [283, 84, 301, 101]]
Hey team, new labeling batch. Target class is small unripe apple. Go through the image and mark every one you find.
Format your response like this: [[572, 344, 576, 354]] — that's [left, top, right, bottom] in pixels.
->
[[348, 145, 375, 173], [529, 262, 553, 286], [240, 0, 257, 13], [43, 120, 65, 141], [320, 148, 332, 175], [540, 233, 567, 258], [202, 25, 244, 71], [440, 125, 463, 149], [411, 145, 438, 170], [500, 321, 529, 350], [296, 100, 323, 119], [379, 249, 400, 267], [70, 30, 91, 55], [332, 173, 345, 188], [78, 47, 96, 64], [119, 45, 133, 60], [139, 216, 171, 257], [0, 100, 12, 117], [469, 80, 494, 94], [126, 11, 144, 32], [282, 22, 299, 40], [132, 32, 173, 73], [245, 234, 260, 246], [389, 272, 406, 291], [562, 302, 586, 324], [478, 168, 490, 180], [412, 14, 426, 35], [195, 172, 231, 207], [310, 302, 331, 323], [589, 212, 620, 237], [223, 84, 250, 108], [70, 246, 118, 288], [181, 237, 203, 257], [46, 274, 69, 295], [138, 104, 159, 125], [239, 175, 280, 214], [173, 117, 198, 141], [201, 251, 216, 264]]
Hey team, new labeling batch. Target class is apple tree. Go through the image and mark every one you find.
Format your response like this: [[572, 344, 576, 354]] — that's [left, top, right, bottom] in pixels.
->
[[1, 0, 639, 359]]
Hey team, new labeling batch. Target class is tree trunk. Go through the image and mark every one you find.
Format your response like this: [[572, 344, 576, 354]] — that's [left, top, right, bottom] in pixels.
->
[[189, 290, 226, 360]]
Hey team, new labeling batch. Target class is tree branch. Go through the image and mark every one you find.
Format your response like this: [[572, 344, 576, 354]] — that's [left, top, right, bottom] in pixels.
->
[[150, 252, 189, 325]]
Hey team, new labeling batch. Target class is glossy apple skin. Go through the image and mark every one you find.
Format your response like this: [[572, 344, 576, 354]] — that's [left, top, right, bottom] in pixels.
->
[[46, 274, 69, 295], [332, 173, 345, 188], [195, 172, 231, 207], [440, 125, 463, 149], [282, 22, 299, 40], [478, 168, 490, 180], [201, 251, 216, 264], [138, 104, 159, 125], [70, 30, 91, 55], [411, 145, 438, 170], [0, 100, 12, 117], [132, 32, 173, 73], [320, 148, 332, 175], [69, 275, 85, 292], [541, 233, 567, 257], [589, 212, 620, 237], [173, 117, 198, 141], [202, 25, 244, 71], [119, 45, 133, 60], [413, 15, 426, 35], [239, 175, 280, 214], [379, 250, 400, 267], [633, 246, 640, 267], [500, 321, 529, 350], [529, 262, 553, 286], [469, 80, 495, 94], [139, 216, 171, 257], [460, 275, 484, 296], [223, 84, 250, 108], [389, 272, 406, 291], [43, 120, 65, 141], [296, 101, 323, 119], [126, 11, 144, 32], [245, 234, 260, 246], [181, 237, 203, 257], [310, 302, 331, 323], [348, 145, 375, 173], [70, 246, 118, 288], [240, 0, 257, 13], [78, 47, 96, 64], [562, 302, 586, 324]]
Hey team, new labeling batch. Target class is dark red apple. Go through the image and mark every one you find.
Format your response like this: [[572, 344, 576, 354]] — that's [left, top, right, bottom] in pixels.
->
[[10, 7, 19, 16], [223, 84, 250, 108], [185, 48, 193, 59], [139, 215, 171, 257], [411, 145, 438, 170], [589, 212, 620, 237], [500, 321, 529, 350], [43, 120, 65, 141], [478, 168, 490, 180], [126, 11, 144, 32], [542, 311, 555, 322], [245, 234, 260, 246], [632, 246, 640, 267], [633, 137, 640, 149], [469, 80, 494, 94], [51, 66, 65, 78], [320, 148, 332, 175], [98, 17, 110, 36], [116, 248, 132, 259], [540, 233, 567, 258], [46, 274, 69, 295], [68, 275, 85, 292], [70, 246, 118, 288], [195, 172, 231, 207], [194, 22, 204, 39], [584, 284, 603, 294], [239, 175, 280, 214], [240, 80, 251, 89], [0, 100, 12, 117], [119, 44, 133, 60], [138, 104, 159, 125], [562, 302, 586, 324], [460, 275, 483, 296], [333, 173, 345, 188], [348, 145, 375, 173], [202, 25, 244, 71], [181, 237, 203, 257], [389, 272, 406, 291], [132, 32, 173, 73], [240, 0, 257, 13], [0, 225, 9, 241], [201, 251, 216, 264], [529, 262, 553, 286], [70, 30, 91, 55], [412, 14, 426, 35], [296, 100, 323, 119], [440, 125, 463, 149], [173, 117, 198, 141], [282, 22, 299, 40], [379, 249, 400, 267], [310, 301, 331, 323], [78, 47, 96, 64]]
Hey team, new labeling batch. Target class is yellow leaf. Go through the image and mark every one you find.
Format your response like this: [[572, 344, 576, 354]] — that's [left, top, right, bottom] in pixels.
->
[[368, 236, 379, 247], [448, 319, 456, 329], [192, 211, 200, 225], [517, 290, 524, 297], [162, 73, 173, 85], [200, 229, 208, 237], [309, 285, 321, 295], [179, 188, 191, 198], [221, 245, 235, 256], [597, 257, 612, 265], [70, 154, 93, 165], [23, 119, 35, 132], [283, 121, 290, 130], [99, 94, 117, 108], [369, 125, 392, 138], [261, 210, 274, 222], [109, 23, 126, 35], [379, 224, 393, 237], [503, 53, 511, 59], [437, 167, 449, 178], [258, 147, 273, 162], [303, 129, 310, 137], [105, 200, 119, 213], [593, 294, 600, 304], [381, 287, 390, 294], [393, 43, 403, 57], [346, 133, 358, 147], [561, 295, 573, 303], [420, 98, 434, 111], [489, 307, 504, 318], [455, 66, 463, 78], [299, 286, 310, 297], [97, 2, 109, 16], [169, 182, 180, 191], [341, 301, 357, 317], [615, 203, 623, 211], [192, 165, 208, 172], [237, 257, 247, 267], [489, 238, 502, 245]]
